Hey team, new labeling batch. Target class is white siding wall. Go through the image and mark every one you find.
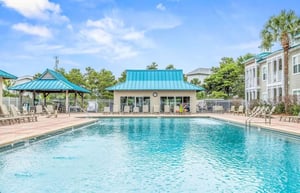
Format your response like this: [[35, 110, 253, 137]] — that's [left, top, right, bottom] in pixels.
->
[[245, 45, 300, 105]]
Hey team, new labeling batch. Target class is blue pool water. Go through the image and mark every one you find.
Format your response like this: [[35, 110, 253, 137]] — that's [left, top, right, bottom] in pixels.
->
[[0, 118, 300, 192]]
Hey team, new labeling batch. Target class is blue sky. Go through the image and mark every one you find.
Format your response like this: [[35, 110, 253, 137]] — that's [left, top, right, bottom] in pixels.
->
[[0, 0, 300, 78]]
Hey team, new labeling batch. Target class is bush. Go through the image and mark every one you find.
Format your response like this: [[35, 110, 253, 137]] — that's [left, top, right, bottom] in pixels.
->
[[211, 91, 227, 99], [288, 104, 300, 116], [274, 102, 285, 114]]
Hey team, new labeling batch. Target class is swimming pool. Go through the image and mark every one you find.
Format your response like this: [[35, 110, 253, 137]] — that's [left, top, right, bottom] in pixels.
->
[[0, 118, 300, 192]]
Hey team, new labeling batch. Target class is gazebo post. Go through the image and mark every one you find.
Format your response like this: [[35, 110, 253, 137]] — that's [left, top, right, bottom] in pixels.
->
[[43, 93, 47, 106], [65, 90, 69, 113], [81, 93, 84, 109], [33, 91, 36, 106], [19, 90, 23, 111], [74, 92, 77, 106]]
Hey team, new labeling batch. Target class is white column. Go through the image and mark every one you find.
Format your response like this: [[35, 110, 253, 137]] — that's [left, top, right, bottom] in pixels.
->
[[270, 88, 273, 102], [0, 77, 3, 105], [269, 62, 273, 84], [276, 59, 279, 82], [276, 87, 279, 103], [250, 69, 252, 87], [255, 90, 257, 100]]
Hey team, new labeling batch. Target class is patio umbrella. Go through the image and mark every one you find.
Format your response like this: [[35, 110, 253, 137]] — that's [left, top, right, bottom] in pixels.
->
[[0, 69, 17, 105]]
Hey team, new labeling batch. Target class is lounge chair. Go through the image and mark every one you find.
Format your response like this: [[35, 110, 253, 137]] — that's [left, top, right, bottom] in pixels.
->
[[264, 106, 275, 124], [35, 105, 44, 115], [280, 112, 300, 123], [234, 105, 244, 115], [246, 106, 258, 116], [123, 105, 130, 113], [252, 106, 269, 118], [133, 106, 139, 113], [103, 106, 111, 114], [213, 105, 224, 113], [10, 104, 38, 122], [142, 105, 149, 113], [0, 104, 20, 125], [44, 105, 58, 118], [174, 105, 180, 113], [164, 105, 170, 113], [0, 104, 10, 117], [22, 106, 32, 115], [229, 106, 235, 113]]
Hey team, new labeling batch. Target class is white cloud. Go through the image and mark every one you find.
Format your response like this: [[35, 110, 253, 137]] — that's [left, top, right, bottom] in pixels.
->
[[67, 24, 73, 31], [81, 28, 113, 45], [156, 3, 166, 11], [12, 23, 52, 38], [122, 30, 144, 41], [78, 17, 150, 60], [1, 0, 68, 22], [86, 17, 124, 30], [26, 43, 64, 51]]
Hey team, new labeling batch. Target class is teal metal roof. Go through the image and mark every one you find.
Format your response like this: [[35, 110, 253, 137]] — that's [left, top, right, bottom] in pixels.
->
[[9, 69, 90, 93], [0, 69, 17, 79], [107, 70, 204, 91], [256, 52, 271, 62]]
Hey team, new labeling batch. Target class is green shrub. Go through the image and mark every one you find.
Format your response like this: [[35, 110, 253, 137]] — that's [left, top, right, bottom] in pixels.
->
[[274, 102, 285, 114], [211, 91, 227, 99], [288, 104, 300, 116]]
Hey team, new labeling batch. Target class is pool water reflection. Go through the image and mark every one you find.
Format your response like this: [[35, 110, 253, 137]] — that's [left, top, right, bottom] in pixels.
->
[[0, 118, 300, 193]]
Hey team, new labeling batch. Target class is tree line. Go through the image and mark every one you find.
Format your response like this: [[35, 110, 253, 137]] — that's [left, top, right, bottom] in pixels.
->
[[4, 57, 252, 100]]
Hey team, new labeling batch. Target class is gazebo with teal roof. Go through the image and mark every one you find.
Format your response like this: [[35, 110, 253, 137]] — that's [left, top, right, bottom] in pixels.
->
[[0, 69, 17, 105], [106, 69, 204, 113], [9, 69, 90, 113]]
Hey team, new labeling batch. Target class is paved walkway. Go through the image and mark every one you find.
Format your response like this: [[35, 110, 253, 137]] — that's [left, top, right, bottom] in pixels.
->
[[0, 113, 97, 147], [0, 112, 299, 148]]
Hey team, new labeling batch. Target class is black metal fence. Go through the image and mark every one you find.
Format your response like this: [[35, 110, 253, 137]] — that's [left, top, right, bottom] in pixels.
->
[[3, 97, 245, 113], [3, 97, 114, 113], [196, 99, 245, 113]]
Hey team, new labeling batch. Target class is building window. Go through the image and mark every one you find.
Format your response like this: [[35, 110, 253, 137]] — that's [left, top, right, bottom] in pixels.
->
[[279, 58, 282, 70], [160, 96, 190, 112], [293, 89, 300, 96], [293, 89, 300, 102], [262, 67, 267, 81], [262, 92, 267, 102], [293, 55, 300, 74], [120, 96, 150, 112]]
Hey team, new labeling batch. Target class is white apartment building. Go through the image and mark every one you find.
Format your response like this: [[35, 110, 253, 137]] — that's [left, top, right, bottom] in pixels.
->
[[186, 67, 212, 83], [245, 34, 300, 106]]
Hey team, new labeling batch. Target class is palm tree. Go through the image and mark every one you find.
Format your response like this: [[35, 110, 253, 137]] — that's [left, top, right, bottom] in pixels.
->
[[260, 10, 300, 112], [190, 78, 201, 86], [165, 64, 176, 70], [146, 62, 158, 70]]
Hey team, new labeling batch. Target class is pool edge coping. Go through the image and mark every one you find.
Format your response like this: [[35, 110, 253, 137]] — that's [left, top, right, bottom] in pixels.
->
[[0, 119, 98, 153]]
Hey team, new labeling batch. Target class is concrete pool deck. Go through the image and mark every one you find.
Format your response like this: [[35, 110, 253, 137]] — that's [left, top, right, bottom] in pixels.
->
[[0, 112, 300, 148]]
